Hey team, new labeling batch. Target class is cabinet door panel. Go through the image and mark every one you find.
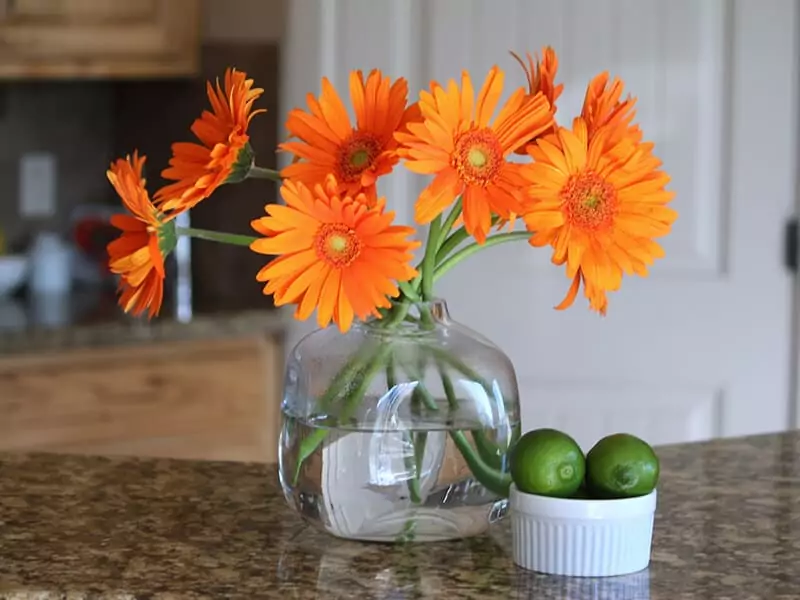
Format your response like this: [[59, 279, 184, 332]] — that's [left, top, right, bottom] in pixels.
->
[[7, 0, 159, 21], [0, 336, 283, 463], [0, 0, 199, 77]]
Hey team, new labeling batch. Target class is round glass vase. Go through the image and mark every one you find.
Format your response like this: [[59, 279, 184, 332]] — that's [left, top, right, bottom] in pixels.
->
[[279, 299, 521, 543]]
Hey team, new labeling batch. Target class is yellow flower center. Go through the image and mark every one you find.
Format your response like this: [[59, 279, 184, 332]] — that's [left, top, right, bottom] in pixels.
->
[[468, 147, 488, 168], [314, 223, 362, 267], [561, 170, 618, 231], [350, 149, 370, 168], [337, 131, 382, 182], [453, 129, 503, 186]]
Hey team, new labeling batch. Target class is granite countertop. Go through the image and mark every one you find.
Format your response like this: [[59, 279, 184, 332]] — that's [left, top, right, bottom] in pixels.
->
[[1, 431, 799, 599]]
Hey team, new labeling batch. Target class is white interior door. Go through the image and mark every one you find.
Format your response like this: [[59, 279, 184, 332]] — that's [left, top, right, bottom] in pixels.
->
[[281, 0, 799, 448]]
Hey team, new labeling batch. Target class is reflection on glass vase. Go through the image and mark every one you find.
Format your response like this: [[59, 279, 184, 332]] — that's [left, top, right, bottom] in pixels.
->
[[279, 299, 521, 543]]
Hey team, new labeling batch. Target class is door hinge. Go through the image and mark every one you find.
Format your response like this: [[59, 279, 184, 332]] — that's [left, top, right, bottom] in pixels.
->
[[785, 218, 798, 273]]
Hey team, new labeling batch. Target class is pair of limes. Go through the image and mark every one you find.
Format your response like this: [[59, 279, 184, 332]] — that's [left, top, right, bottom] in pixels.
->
[[509, 429, 659, 499]]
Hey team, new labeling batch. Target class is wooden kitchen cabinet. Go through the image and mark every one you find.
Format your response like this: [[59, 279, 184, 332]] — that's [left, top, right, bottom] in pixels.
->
[[0, 335, 284, 463], [0, 0, 200, 78]]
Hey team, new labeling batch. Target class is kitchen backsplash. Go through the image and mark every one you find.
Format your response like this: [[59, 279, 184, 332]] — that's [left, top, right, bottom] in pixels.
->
[[0, 81, 115, 249], [0, 42, 280, 316]]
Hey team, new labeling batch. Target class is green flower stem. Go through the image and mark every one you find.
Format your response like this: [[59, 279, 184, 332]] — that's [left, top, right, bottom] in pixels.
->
[[413, 307, 510, 494], [413, 430, 427, 485], [291, 303, 412, 484], [175, 227, 257, 247], [398, 281, 421, 302], [400, 356, 436, 504], [406, 200, 465, 296], [293, 345, 392, 484], [404, 435, 423, 504], [471, 429, 505, 472], [420, 215, 443, 300], [449, 431, 512, 497], [435, 227, 470, 265], [439, 198, 463, 248], [386, 354, 398, 391], [388, 355, 423, 505], [434, 231, 531, 283], [247, 165, 283, 182], [437, 359, 458, 410], [435, 215, 502, 265], [426, 345, 492, 392], [316, 344, 375, 411], [437, 366, 504, 471]]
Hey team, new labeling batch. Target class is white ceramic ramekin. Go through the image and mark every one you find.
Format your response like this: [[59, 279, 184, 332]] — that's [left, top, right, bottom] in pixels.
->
[[510, 484, 657, 577]]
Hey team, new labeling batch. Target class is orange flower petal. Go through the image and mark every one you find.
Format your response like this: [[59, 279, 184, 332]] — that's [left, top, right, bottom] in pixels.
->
[[475, 66, 504, 127], [555, 271, 582, 311]]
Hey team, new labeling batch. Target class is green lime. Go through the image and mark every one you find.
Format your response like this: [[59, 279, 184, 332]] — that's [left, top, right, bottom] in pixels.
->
[[586, 433, 660, 499], [510, 428, 585, 498]]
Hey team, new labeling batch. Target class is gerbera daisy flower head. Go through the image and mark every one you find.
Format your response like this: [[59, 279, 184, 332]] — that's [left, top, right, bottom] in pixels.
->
[[581, 72, 638, 139], [521, 117, 677, 315], [396, 66, 555, 244], [510, 46, 563, 154], [250, 175, 420, 332], [156, 68, 265, 212], [279, 69, 417, 206], [106, 152, 177, 319]]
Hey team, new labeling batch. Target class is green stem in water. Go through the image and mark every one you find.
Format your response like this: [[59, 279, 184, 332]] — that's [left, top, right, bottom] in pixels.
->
[[471, 429, 506, 472], [434, 231, 531, 283], [388, 355, 423, 505], [317, 344, 375, 411], [437, 366, 504, 471], [426, 345, 492, 392], [386, 354, 398, 391], [449, 431, 512, 497], [437, 359, 458, 411], [291, 303, 412, 485], [247, 165, 283, 182], [175, 227, 257, 247], [420, 215, 443, 300], [293, 345, 392, 484]]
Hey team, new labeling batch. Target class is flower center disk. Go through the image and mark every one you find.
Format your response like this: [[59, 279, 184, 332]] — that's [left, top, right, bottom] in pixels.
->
[[561, 170, 618, 231], [453, 129, 503, 186], [337, 132, 382, 182], [315, 223, 362, 267]]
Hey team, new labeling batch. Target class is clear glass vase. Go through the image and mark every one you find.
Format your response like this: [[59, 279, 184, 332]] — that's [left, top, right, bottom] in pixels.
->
[[278, 299, 520, 542]]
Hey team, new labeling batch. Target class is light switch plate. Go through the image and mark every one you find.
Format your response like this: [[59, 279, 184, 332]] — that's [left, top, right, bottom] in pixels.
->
[[19, 152, 57, 219]]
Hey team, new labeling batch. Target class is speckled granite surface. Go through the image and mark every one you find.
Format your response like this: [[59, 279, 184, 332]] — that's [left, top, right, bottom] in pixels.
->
[[1, 431, 799, 599], [0, 309, 289, 356]]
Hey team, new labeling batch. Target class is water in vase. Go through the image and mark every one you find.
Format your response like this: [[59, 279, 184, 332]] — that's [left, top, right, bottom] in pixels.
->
[[279, 411, 516, 542]]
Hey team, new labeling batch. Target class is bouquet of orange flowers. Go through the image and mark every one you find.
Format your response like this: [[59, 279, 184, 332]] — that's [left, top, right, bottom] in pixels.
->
[[107, 48, 676, 538]]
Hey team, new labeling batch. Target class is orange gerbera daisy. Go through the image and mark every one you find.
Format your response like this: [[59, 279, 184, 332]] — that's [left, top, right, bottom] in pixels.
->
[[510, 46, 563, 153], [521, 118, 677, 314], [396, 66, 554, 243], [156, 68, 265, 212], [250, 176, 420, 332], [106, 152, 177, 319], [280, 70, 417, 205], [581, 72, 638, 139]]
